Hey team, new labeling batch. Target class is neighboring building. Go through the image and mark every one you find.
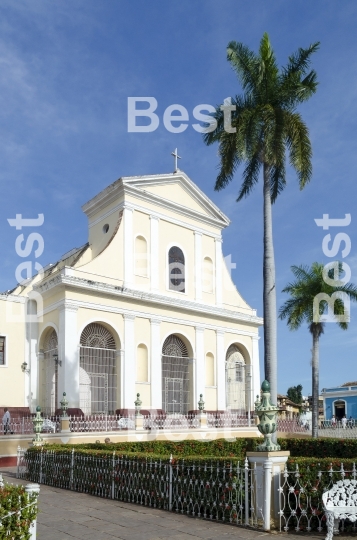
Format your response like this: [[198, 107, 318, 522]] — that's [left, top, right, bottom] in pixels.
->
[[307, 395, 324, 420], [0, 169, 263, 415], [322, 384, 357, 420], [277, 394, 309, 419]]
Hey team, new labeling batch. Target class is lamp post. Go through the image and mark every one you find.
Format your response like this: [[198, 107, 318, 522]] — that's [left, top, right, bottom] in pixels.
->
[[21, 361, 30, 374]]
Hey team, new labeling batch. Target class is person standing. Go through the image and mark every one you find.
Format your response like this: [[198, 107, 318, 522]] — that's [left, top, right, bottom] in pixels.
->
[[2, 408, 13, 435], [342, 415, 347, 429], [331, 415, 337, 428]]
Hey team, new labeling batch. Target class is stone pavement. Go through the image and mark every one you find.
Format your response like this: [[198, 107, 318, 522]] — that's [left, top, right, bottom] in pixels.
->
[[0, 467, 345, 540]]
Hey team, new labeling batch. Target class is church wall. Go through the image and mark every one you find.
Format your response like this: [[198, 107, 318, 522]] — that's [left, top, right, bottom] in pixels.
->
[[125, 194, 220, 237], [203, 328, 217, 409], [142, 183, 212, 216], [76, 213, 124, 283], [133, 210, 150, 288], [0, 298, 26, 407], [89, 209, 123, 260]]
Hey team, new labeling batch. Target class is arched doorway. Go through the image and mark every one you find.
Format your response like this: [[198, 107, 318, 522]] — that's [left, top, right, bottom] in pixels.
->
[[226, 345, 246, 412], [162, 335, 191, 414], [79, 323, 117, 414], [334, 400, 346, 420], [42, 329, 58, 414]]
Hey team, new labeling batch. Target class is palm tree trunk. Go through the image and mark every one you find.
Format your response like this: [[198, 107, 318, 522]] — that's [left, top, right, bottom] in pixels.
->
[[263, 163, 278, 411], [311, 328, 320, 438]]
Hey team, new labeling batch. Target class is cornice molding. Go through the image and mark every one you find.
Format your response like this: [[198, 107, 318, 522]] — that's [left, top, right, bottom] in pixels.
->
[[0, 294, 26, 304], [34, 272, 262, 328], [57, 301, 79, 313]]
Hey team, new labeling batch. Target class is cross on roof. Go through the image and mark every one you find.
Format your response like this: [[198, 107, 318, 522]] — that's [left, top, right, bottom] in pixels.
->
[[171, 148, 181, 173]]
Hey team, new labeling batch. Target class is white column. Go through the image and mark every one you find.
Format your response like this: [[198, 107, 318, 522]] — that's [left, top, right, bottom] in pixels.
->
[[150, 318, 161, 409], [58, 303, 79, 408], [150, 215, 160, 292], [252, 335, 261, 404], [195, 326, 205, 407], [215, 237, 223, 307], [123, 206, 134, 288], [216, 330, 226, 409], [123, 313, 136, 408], [25, 299, 38, 412], [194, 232, 202, 302]]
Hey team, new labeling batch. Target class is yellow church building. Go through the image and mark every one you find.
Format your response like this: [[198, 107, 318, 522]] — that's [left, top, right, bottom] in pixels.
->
[[0, 169, 262, 417]]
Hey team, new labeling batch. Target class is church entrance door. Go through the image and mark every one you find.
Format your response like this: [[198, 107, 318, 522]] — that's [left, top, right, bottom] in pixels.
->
[[162, 335, 191, 414], [42, 329, 58, 415], [79, 324, 117, 415]]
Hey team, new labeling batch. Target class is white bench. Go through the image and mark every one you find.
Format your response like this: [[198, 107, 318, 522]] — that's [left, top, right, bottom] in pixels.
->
[[323, 479, 357, 540]]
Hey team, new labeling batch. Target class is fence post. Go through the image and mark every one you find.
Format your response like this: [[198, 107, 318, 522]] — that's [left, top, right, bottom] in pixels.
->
[[263, 459, 272, 531], [112, 451, 115, 499], [169, 454, 173, 511], [25, 483, 40, 540], [39, 448, 43, 484], [70, 448, 74, 489], [244, 458, 249, 526]]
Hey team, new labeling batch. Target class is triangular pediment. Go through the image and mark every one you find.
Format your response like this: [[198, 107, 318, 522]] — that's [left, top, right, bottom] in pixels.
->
[[122, 171, 230, 228]]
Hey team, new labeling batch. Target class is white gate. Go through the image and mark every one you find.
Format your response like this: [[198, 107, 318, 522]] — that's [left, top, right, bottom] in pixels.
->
[[79, 323, 117, 414]]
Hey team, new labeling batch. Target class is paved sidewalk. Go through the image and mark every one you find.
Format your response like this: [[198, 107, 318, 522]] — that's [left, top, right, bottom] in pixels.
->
[[0, 467, 336, 540]]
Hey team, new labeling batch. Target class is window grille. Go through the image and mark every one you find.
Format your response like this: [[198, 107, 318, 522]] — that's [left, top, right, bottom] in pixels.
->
[[225, 345, 246, 412], [0, 336, 5, 365], [79, 323, 117, 414], [42, 329, 58, 414], [168, 246, 185, 292], [162, 335, 190, 414]]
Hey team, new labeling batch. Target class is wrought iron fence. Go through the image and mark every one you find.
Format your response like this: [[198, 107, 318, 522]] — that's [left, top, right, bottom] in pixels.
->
[[17, 448, 261, 529], [143, 413, 200, 430], [319, 420, 357, 438], [279, 461, 357, 533], [207, 413, 251, 428], [277, 419, 309, 433]]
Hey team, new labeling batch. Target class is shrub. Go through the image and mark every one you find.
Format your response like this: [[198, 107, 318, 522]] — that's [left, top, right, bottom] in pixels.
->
[[278, 437, 357, 459], [0, 483, 38, 540]]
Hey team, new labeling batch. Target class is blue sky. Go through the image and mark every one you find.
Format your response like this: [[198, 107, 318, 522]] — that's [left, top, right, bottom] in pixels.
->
[[1, 0, 357, 395]]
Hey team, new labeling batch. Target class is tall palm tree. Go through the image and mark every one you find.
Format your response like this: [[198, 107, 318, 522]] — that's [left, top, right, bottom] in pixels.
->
[[203, 33, 319, 410], [279, 263, 357, 437]]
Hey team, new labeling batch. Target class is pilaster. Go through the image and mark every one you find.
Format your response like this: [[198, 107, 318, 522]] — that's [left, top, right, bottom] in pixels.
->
[[150, 215, 160, 292], [123, 313, 136, 408], [216, 329, 225, 409], [58, 302, 79, 408], [252, 335, 261, 403], [215, 237, 223, 307], [124, 207, 134, 287], [194, 232, 202, 301], [195, 326, 205, 405], [150, 318, 162, 409]]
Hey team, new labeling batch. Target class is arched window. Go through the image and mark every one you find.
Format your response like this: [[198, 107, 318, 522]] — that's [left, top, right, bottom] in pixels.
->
[[168, 246, 185, 292], [79, 323, 117, 414], [135, 235, 148, 277], [225, 344, 246, 411], [136, 344, 148, 382], [205, 352, 215, 386], [202, 257, 214, 293]]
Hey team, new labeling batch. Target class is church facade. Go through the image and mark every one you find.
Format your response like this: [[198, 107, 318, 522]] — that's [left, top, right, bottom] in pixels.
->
[[0, 170, 262, 416]]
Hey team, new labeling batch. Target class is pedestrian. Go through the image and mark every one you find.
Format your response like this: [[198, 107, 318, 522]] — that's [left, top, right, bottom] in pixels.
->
[[2, 408, 13, 435], [331, 415, 337, 428], [342, 415, 347, 429], [349, 416, 354, 429]]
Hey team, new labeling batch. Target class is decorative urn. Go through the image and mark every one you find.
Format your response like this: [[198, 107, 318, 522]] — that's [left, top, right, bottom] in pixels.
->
[[32, 406, 44, 446], [255, 380, 280, 451]]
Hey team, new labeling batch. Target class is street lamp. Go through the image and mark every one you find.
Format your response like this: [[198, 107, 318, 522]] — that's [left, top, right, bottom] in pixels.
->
[[53, 353, 62, 367], [21, 361, 30, 374]]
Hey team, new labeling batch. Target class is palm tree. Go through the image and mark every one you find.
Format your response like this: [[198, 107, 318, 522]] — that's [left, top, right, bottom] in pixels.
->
[[203, 33, 319, 409], [279, 263, 357, 437]]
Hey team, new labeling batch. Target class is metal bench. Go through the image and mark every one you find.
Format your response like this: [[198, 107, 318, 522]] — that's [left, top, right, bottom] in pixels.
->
[[323, 479, 357, 539]]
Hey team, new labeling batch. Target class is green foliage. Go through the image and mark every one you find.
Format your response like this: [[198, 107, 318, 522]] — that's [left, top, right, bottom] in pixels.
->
[[203, 32, 319, 201], [279, 262, 357, 330], [286, 385, 303, 404], [279, 437, 357, 459], [27, 438, 256, 460], [0, 483, 38, 540]]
